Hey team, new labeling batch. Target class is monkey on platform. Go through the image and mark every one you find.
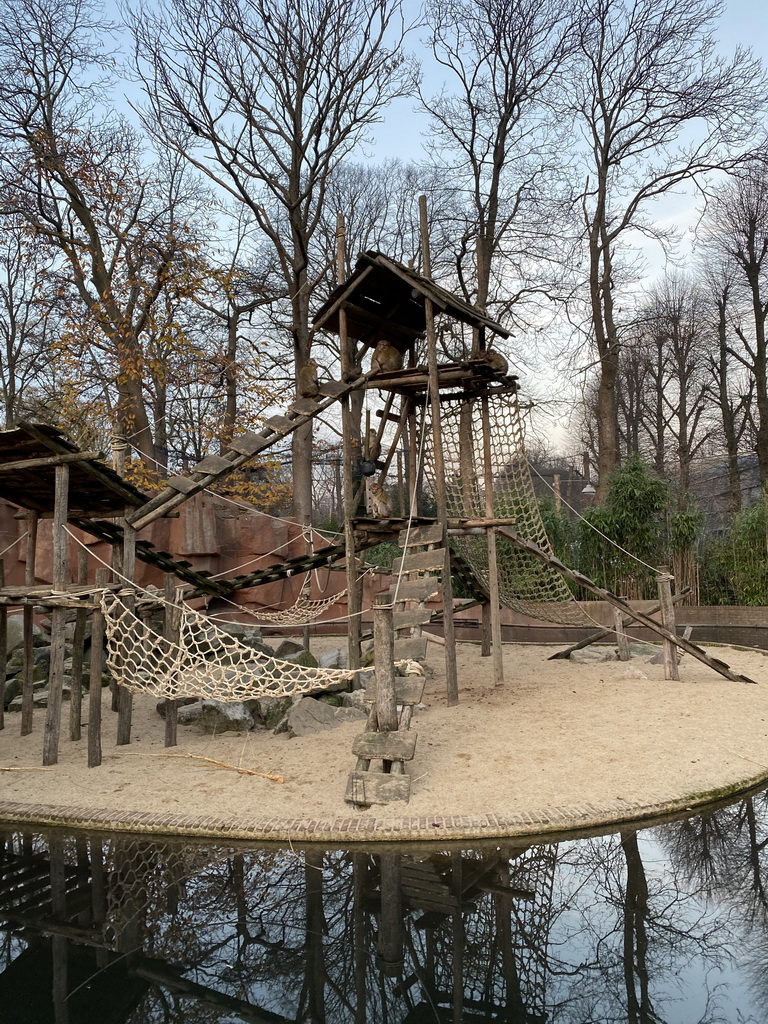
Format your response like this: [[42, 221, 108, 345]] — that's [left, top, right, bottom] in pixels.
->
[[298, 358, 320, 397], [367, 481, 393, 518], [366, 427, 381, 463], [370, 338, 405, 375], [480, 348, 509, 375]]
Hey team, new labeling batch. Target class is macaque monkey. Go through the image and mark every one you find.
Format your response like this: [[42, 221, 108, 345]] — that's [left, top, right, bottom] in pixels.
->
[[366, 427, 381, 463], [481, 348, 509, 375], [370, 338, 405, 375], [367, 481, 393, 518], [298, 358, 320, 397]]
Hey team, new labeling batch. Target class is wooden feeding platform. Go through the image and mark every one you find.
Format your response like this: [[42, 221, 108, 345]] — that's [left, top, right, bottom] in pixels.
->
[[361, 360, 518, 399]]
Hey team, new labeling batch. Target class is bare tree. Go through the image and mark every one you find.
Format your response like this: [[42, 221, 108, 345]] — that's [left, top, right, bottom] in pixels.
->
[[0, 0, 212, 471], [699, 161, 768, 488], [130, 0, 417, 522], [0, 223, 59, 427], [565, 0, 766, 500], [420, 0, 575, 326]]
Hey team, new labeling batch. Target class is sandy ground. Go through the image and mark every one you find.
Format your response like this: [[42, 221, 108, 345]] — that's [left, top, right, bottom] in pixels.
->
[[2, 638, 768, 840]]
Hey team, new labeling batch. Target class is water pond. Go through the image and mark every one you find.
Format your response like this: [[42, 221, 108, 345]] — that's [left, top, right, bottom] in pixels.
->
[[2, 791, 768, 1023]]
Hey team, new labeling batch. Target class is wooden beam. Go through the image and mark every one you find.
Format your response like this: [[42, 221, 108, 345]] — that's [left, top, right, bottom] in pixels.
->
[[497, 526, 758, 685], [0, 450, 104, 474]]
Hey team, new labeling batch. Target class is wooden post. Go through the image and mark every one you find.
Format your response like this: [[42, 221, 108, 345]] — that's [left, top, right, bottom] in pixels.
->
[[43, 464, 70, 765], [377, 854, 403, 977], [338, 213, 362, 671], [0, 561, 5, 732], [420, 195, 459, 706], [613, 601, 630, 661], [69, 546, 88, 741], [481, 396, 503, 686], [116, 520, 136, 744], [657, 566, 680, 681], [21, 511, 37, 735], [481, 602, 491, 657], [164, 573, 181, 747], [373, 593, 397, 733], [87, 569, 107, 768], [553, 472, 561, 512]]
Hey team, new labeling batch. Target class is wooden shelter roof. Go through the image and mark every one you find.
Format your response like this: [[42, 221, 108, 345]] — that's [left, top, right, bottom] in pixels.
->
[[312, 250, 510, 346], [0, 423, 152, 518]]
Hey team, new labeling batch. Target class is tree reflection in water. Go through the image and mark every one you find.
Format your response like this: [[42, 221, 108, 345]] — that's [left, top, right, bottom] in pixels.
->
[[1, 796, 767, 1023]]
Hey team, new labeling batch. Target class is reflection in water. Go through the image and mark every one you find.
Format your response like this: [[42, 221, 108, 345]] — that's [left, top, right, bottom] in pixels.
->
[[2, 796, 768, 1022]]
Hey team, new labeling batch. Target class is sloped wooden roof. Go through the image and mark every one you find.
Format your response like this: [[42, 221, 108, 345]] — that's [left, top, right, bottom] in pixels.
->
[[312, 250, 510, 346], [0, 423, 152, 518]]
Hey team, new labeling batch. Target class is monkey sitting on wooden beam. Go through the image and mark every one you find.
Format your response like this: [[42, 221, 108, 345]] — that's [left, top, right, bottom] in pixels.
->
[[298, 358, 320, 397], [370, 338, 406, 375]]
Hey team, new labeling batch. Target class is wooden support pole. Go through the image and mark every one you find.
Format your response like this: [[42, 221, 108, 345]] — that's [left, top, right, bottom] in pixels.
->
[[613, 601, 630, 661], [68, 547, 88, 741], [87, 569, 107, 767], [338, 213, 362, 671], [377, 854, 404, 978], [657, 566, 680, 681], [0, 561, 5, 732], [116, 520, 136, 745], [420, 194, 459, 706], [164, 573, 181, 748], [373, 593, 397, 733], [43, 464, 69, 765], [21, 511, 37, 735], [481, 397, 503, 686], [481, 601, 491, 657]]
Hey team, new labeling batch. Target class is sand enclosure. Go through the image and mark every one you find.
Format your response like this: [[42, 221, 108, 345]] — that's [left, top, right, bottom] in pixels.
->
[[2, 639, 768, 840]]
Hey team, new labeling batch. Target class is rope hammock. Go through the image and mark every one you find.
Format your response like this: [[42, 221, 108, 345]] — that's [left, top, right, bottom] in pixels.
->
[[422, 391, 592, 627], [102, 593, 359, 701], [251, 584, 348, 625]]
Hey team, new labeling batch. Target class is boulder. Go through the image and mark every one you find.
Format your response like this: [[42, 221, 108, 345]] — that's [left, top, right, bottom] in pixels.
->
[[341, 689, 369, 712], [5, 615, 43, 654], [156, 696, 203, 719], [274, 639, 305, 659], [2, 677, 22, 708], [318, 648, 347, 670], [256, 695, 294, 729], [286, 696, 366, 737], [570, 647, 617, 664], [199, 700, 254, 733], [280, 649, 319, 669]]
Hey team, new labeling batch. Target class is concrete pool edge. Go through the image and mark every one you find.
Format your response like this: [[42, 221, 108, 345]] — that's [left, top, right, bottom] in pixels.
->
[[1, 768, 766, 843]]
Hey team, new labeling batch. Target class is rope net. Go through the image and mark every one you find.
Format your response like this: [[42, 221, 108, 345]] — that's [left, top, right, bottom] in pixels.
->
[[422, 391, 591, 626], [102, 593, 358, 701], [251, 587, 348, 625]]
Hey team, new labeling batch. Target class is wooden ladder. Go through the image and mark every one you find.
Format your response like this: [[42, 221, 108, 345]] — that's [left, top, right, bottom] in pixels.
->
[[389, 522, 444, 662]]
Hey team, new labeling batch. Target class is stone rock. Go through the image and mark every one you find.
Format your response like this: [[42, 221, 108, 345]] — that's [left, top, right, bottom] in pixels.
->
[[286, 696, 366, 737], [360, 649, 375, 668], [218, 621, 264, 643], [156, 696, 203, 719], [2, 677, 22, 708], [10, 681, 73, 710], [177, 701, 204, 724], [5, 656, 24, 678], [256, 696, 297, 733], [570, 647, 617, 664], [280, 649, 319, 669], [318, 648, 347, 670], [5, 615, 43, 654], [199, 700, 254, 733], [341, 689, 369, 712], [628, 643, 654, 658], [274, 639, 305, 658], [354, 669, 375, 691]]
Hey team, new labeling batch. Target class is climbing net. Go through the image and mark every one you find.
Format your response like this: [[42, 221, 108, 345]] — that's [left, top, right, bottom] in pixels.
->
[[422, 391, 591, 626], [102, 593, 359, 701]]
